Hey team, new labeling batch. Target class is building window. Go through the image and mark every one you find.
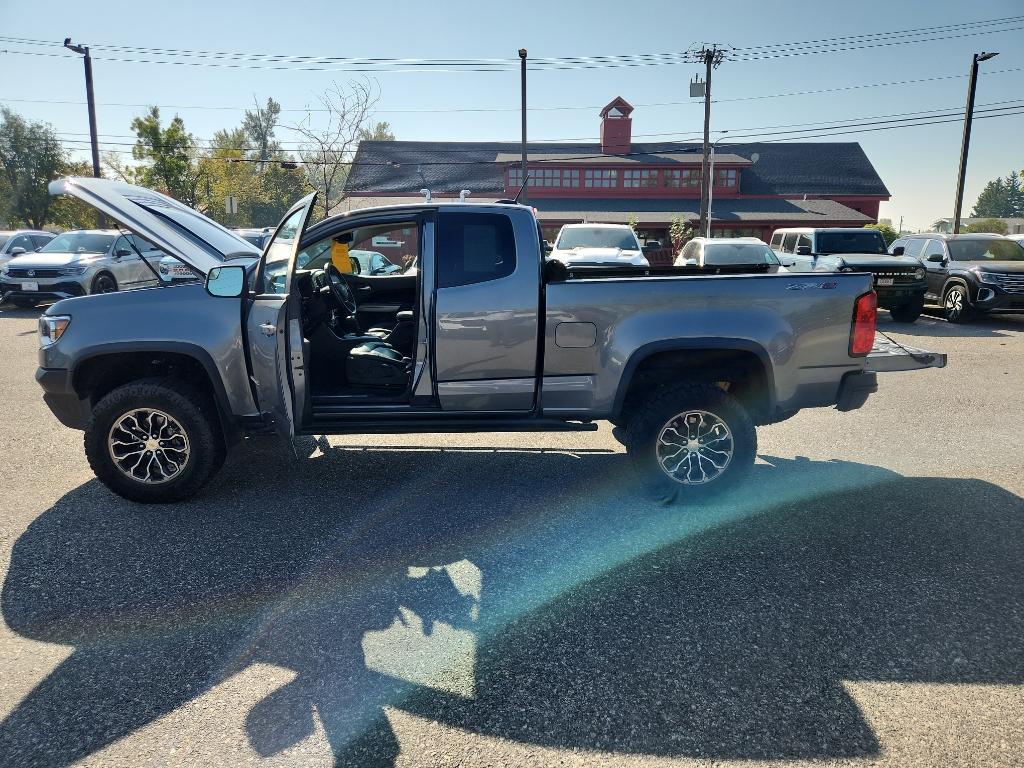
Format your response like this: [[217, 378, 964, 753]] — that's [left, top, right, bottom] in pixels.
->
[[664, 169, 700, 188], [716, 168, 738, 188], [623, 169, 658, 188], [584, 168, 618, 188], [509, 167, 581, 188]]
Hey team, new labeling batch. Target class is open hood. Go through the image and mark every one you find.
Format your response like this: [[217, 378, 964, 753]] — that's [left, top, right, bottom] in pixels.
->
[[48, 177, 259, 277]]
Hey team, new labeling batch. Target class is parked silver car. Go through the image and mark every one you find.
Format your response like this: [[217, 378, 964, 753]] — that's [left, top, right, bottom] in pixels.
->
[[0, 230, 56, 269], [675, 237, 787, 272], [0, 230, 164, 308], [160, 226, 268, 282]]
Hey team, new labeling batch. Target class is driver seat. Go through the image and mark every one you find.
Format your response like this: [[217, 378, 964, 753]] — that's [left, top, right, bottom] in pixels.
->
[[365, 310, 416, 356], [346, 341, 411, 389]]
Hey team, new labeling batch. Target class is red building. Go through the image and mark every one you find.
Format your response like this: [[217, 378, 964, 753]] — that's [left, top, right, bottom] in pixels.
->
[[342, 97, 890, 261]]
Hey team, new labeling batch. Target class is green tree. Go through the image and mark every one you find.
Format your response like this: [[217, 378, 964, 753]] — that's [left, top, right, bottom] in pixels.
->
[[669, 215, 696, 251], [242, 97, 282, 171], [357, 121, 395, 142], [0, 107, 68, 228], [971, 170, 1024, 218], [963, 218, 1009, 235], [864, 222, 898, 246], [130, 107, 203, 206], [47, 160, 101, 230]]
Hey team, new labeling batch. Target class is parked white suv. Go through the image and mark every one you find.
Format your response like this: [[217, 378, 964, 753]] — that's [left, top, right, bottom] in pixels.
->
[[0, 230, 164, 308], [0, 230, 56, 269], [549, 223, 649, 267]]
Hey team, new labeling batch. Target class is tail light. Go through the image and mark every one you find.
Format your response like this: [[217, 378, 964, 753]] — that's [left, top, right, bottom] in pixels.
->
[[849, 291, 877, 356]]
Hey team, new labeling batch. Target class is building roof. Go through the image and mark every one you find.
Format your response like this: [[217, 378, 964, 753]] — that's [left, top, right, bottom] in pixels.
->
[[345, 140, 890, 198], [328, 194, 872, 225], [492, 151, 752, 165]]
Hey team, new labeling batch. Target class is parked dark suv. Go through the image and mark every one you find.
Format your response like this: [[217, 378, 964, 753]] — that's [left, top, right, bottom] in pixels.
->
[[890, 233, 1024, 322]]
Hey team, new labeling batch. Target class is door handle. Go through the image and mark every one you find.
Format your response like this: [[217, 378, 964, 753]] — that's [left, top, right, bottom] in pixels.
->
[[259, 322, 276, 337]]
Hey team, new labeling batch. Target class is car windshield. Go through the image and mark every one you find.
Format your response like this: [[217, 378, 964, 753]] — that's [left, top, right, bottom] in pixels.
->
[[556, 227, 640, 250], [815, 231, 887, 255], [948, 239, 1024, 262], [703, 243, 780, 266], [40, 232, 116, 254]]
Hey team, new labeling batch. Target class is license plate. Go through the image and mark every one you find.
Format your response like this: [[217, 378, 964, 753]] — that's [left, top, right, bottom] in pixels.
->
[[876, 277, 894, 287], [21, 281, 38, 291]]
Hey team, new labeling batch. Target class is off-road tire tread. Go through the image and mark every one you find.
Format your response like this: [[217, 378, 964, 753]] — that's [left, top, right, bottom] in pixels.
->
[[84, 377, 224, 503]]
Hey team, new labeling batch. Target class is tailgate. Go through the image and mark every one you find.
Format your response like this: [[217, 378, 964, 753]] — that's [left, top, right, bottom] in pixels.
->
[[865, 333, 947, 373]]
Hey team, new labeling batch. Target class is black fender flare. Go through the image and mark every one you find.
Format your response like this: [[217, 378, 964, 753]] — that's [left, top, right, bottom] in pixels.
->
[[611, 337, 776, 422]]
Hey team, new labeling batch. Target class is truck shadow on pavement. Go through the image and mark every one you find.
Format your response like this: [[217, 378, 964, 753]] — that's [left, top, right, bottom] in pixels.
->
[[880, 308, 1024, 338], [1, 444, 1022, 766]]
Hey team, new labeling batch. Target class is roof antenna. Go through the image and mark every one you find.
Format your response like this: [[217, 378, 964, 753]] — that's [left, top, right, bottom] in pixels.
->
[[459, 189, 471, 202], [420, 188, 432, 203], [512, 173, 531, 204]]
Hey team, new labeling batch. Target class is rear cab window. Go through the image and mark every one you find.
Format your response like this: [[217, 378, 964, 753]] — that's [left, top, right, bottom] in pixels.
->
[[437, 212, 516, 288]]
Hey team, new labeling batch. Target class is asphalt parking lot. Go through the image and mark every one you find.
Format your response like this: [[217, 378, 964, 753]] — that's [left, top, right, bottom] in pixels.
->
[[0, 302, 1021, 768]]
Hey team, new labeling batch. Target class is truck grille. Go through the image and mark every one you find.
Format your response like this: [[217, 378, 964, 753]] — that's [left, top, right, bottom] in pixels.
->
[[6, 268, 62, 278], [991, 273, 1024, 295]]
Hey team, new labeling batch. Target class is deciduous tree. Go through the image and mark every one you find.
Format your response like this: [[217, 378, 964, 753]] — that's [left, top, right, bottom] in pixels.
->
[[130, 107, 204, 206], [0, 107, 67, 228]]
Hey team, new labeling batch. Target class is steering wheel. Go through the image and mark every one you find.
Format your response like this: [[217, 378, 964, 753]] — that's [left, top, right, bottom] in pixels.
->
[[325, 264, 358, 316]]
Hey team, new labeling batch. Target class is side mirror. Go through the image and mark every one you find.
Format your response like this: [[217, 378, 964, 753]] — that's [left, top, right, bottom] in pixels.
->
[[543, 258, 568, 283], [206, 265, 246, 297], [115, 248, 132, 258], [892, 246, 905, 256], [927, 253, 945, 263], [795, 245, 812, 256], [8, 247, 26, 256], [542, 240, 553, 255]]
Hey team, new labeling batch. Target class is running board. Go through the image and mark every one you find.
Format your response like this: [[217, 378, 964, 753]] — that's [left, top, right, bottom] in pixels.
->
[[306, 415, 599, 435]]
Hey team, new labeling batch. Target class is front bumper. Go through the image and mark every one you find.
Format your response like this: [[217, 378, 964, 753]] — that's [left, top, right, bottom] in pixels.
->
[[972, 285, 1024, 314], [36, 367, 91, 430], [835, 370, 878, 412], [873, 278, 927, 307], [1, 279, 87, 302]]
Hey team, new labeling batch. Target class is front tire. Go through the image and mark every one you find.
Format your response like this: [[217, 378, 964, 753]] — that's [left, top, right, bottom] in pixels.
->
[[889, 298, 924, 323], [943, 284, 974, 323], [84, 378, 225, 503], [91, 272, 118, 294], [624, 383, 757, 503]]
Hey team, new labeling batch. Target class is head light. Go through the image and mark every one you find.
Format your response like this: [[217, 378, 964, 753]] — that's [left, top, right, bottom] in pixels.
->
[[914, 267, 926, 280], [58, 266, 89, 276], [975, 271, 999, 285], [38, 315, 71, 347]]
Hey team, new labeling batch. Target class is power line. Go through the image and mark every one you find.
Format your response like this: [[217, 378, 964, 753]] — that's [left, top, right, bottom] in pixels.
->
[[1, 14, 1022, 72]]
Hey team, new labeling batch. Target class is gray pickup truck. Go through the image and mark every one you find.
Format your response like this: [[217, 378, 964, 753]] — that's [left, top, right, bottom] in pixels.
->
[[36, 178, 945, 504]]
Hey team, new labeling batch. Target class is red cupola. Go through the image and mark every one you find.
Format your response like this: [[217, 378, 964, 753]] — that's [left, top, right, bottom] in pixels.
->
[[599, 96, 634, 155]]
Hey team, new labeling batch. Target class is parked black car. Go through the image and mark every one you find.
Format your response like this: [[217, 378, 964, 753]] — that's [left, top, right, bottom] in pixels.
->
[[890, 234, 1024, 322]]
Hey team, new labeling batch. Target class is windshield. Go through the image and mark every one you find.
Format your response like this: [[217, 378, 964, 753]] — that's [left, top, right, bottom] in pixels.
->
[[815, 231, 887, 255], [703, 242, 780, 266], [40, 232, 115, 254], [556, 227, 640, 251], [948, 239, 1024, 262]]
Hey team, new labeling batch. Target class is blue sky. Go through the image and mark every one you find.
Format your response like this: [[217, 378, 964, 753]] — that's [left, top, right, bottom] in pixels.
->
[[1, 0, 1021, 230]]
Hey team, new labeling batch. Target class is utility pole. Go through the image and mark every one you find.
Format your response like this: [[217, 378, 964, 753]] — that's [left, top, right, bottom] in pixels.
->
[[692, 44, 726, 236], [519, 48, 528, 205], [952, 51, 999, 234], [64, 38, 106, 227]]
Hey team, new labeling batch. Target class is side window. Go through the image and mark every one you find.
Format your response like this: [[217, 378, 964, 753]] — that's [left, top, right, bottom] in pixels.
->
[[437, 212, 516, 288], [9, 235, 34, 252], [770, 232, 783, 248], [112, 235, 132, 255], [903, 239, 925, 258], [781, 233, 798, 253], [890, 238, 905, 253], [796, 234, 812, 251], [924, 239, 946, 262]]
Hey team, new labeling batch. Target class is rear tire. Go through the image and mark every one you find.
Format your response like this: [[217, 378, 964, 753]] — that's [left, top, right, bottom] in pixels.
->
[[84, 378, 225, 503], [943, 284, 974, 323], [10, 297, 39, 309], [624, 383, 757, 503], [890, 298, 924, 323]]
